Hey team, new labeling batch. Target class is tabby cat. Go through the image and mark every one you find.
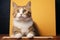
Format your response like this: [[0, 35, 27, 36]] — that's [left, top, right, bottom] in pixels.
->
[[11, 1, 35, 38]]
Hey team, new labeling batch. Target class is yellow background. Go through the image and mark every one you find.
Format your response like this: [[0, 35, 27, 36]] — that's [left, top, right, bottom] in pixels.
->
[[10, 0, 56, 36]]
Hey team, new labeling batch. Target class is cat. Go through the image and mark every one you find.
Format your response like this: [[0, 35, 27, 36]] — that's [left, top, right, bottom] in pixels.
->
[[11, 1, 35, 38]]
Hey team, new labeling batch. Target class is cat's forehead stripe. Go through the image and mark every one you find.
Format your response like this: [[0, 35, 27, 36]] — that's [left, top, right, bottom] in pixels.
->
[[19, 8, 24, 14]]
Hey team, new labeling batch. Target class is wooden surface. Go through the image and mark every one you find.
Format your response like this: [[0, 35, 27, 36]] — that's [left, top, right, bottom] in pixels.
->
[[0, 34, 60, 40]]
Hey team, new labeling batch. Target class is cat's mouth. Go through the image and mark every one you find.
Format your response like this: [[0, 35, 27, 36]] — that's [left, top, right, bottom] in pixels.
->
[[19, 16, 26, 18], [18, 16, 27, 19], [19, 15, 30, 19], [16, 17, 31, 21]]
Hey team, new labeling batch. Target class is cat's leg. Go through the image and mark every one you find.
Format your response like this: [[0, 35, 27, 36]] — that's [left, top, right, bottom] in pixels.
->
[[27, 31, 34, 38], [11, 27, 23, 38], [14, 33, 22, 38], [11, 33, 22, 38]]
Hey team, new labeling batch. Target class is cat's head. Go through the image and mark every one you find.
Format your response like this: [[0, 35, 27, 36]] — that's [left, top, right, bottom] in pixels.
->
[[13, 1, 32, 22]]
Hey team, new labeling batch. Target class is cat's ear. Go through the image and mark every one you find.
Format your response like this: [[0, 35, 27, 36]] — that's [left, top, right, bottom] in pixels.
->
[[26, 1, 31, 9], [12, 2, 17, 9]]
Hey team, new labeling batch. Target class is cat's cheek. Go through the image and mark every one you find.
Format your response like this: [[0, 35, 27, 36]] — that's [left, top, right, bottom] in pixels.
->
[[16, 13, 21, 18], [15, 17, 20, 20], [27, 33, 34, 38]]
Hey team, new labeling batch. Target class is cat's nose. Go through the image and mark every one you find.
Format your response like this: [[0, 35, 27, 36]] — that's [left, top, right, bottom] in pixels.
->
[[20, 14, 22, 16]]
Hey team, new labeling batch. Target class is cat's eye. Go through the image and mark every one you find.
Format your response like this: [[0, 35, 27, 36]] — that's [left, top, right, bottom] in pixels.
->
[[27, 11, 31, 17], [17, 10, 19, 13], [28, 11, 31, 15], [23, 9, 26, 13]]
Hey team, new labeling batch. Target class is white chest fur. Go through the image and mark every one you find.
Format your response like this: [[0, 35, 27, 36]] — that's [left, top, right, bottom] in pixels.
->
[[13, 19, 33, 33]]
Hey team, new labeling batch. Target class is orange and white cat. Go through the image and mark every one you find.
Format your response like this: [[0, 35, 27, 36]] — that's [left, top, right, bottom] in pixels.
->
[[11, 1, 35, 38]]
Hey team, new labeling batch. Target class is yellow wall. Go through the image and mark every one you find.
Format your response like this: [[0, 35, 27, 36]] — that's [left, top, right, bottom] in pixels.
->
[[10, 0, 56, 36]]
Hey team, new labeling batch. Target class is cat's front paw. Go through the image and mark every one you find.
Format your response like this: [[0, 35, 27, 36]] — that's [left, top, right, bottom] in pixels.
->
[[11, 33, 22, 38], [27, 33, 34, 38]]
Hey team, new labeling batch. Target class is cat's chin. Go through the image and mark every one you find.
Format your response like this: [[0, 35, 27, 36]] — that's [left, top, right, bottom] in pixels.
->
[[14, 17, 32, 22]]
